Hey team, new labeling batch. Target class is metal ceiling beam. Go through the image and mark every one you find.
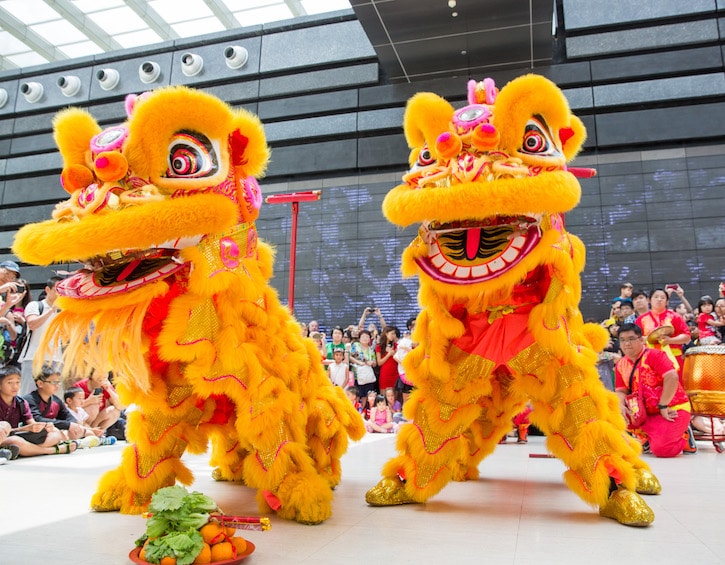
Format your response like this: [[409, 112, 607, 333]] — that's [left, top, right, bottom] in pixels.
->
[[125, 0, 180, 41], [44, 0, 123, 52], [0, 5, 64, 63], [203, 0, 239, 29], [0, 55, 20, 72], [284, 0, 307, 18]]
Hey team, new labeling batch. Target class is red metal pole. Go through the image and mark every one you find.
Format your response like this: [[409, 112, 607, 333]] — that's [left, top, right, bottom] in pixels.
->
[[264, 190, 321, 314], [289, 201, 299, 312]]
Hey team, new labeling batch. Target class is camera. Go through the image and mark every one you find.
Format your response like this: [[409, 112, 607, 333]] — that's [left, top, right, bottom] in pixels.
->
[[93, 387, 103, 395], [14, 283, 25, 292], [665, 284, 678, 291]]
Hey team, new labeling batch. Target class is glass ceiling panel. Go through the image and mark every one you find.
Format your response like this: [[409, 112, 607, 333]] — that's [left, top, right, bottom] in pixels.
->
[[30, 20, 88, 44], [150, 0, 215, 24], [0, 0, 351, 70], [72, 0, 125, 12], [301, 0, 352, 15], [7, 51, 49, 68], [233, 5, 293, 27], [0, 31, 32, 55], [3, 0, 61, 25], [114, 28, 165, 49], [60, 41, 105, 58], [87, 6, 150, 35], [172, 17, 226, 38]]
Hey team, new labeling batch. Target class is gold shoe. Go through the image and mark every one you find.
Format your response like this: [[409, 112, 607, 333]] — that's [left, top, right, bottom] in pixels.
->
[[634, 468, 662, 495], [365, 477, 416, 506], [599, 488, 654, 527]]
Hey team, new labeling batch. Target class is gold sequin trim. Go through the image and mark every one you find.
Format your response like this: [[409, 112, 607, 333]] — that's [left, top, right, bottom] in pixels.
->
[[508, 342, 553, 377]]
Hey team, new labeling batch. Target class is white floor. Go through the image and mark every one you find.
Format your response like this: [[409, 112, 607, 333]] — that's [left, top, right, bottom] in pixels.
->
[[1, 433, 724, 565]]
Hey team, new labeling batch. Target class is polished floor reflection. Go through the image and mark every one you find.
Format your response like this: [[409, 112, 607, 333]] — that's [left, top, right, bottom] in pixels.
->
[[1, 433, 724, 564]]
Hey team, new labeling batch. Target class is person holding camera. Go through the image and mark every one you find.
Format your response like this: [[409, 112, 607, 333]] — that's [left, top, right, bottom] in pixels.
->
[[72, 369, 124, 434], [357, 306, 387, 341], [376, 326, 400, 392]]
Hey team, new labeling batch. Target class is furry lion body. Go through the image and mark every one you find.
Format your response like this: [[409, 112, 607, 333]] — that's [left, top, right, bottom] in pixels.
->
[[13, 86, 364, 524], [365, 74, 659, 526]]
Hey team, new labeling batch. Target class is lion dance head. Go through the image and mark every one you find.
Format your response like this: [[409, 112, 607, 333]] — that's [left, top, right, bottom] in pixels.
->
[[383, 74, 592, 299]]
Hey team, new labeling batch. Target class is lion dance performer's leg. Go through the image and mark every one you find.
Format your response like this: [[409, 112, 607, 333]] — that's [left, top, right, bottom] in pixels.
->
[[228, 293, 363, 524], [366, 307, 526, 503], [92, 369, 205, 513], [511, 340, 658, 526]]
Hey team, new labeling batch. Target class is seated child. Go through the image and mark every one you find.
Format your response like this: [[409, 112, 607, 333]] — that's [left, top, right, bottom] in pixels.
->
[[361, 390, 377, 421], [365, 394, 396, 434], [73, 369, 124, 433], [0, 365, 76, 456], [24, 365, 101, 446], [384, 387, 404, 423], [345, 386, 361, 412]]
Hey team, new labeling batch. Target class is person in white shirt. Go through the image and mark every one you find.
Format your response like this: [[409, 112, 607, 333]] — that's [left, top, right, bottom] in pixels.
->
[[19, 276, 64, 396], [328, 349, 348, 387]]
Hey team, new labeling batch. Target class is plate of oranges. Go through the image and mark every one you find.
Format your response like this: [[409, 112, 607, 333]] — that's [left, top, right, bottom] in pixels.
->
[[130, 520, 255, 564]]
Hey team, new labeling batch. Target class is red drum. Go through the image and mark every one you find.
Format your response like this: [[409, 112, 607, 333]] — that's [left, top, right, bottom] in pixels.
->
[[683, 345, 725, 416]]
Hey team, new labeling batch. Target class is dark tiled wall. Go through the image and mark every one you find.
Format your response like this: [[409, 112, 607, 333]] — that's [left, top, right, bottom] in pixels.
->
[[257, 174, 419, 332], [570, 147, 725, 319]]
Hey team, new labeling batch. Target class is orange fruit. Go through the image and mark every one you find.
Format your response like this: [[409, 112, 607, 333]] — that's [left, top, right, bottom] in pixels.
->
[[225, 526, 236, 538], [200, 521, 225, 545], [230, 536, 247, 555], [160, 556, 177, 565], [192, 543, 212, 564], [210, 541, 235, 562]]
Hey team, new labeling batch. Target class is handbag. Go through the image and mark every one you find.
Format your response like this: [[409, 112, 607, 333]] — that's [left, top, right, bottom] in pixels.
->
[[356, 364, 377, 385], [624, 357, 646, 428]]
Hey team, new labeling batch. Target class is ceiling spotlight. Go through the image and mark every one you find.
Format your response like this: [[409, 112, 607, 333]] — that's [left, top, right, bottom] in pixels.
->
[[20, 81, 44, 103], [448, 0, 456, 7], [224, 45, 249, 69], [96, 68, 120, 91], [181, 52, 204, 77], [57, 75, 82, 97], [461, 50, 467, 55], [0, 88, 7, 109], [139, 61, 161, 84], [452, 11, 458, 17]]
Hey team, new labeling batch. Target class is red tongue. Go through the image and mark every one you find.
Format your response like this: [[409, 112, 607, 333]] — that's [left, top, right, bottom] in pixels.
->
[[466, 228, 481, 260], [117, 258, 141, 282]]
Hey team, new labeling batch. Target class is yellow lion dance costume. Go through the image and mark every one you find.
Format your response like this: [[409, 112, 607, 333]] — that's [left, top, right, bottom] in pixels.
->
[[365, 74, 661, 526], [13, 86, 364, 524]]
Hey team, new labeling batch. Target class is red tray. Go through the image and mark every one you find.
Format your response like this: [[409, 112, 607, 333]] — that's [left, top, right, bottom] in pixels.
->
[[129, 540, 255, 564]]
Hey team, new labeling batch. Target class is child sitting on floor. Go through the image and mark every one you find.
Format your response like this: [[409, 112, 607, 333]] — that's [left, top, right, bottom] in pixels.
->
[[365, 394, 396, 434], [0, 365, 76, 456]]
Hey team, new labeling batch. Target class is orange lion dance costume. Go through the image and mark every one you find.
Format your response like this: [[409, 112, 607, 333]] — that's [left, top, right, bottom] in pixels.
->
[[13, 86, 364, 524], [365, 74, 660, 526]]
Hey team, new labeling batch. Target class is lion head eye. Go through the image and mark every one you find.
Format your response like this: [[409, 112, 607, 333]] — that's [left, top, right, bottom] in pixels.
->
[[417, 145, 435, 167], [165, 131, 219, 178], [520, 117, 560, 157]]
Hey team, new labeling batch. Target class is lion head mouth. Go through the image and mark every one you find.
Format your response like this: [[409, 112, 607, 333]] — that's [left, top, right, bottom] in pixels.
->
[[57, 236, 201, 298], [416, 215, 542, 284]]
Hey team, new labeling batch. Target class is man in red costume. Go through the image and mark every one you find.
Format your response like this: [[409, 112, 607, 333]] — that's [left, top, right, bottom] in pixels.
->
[[615, 323, 695, 457]]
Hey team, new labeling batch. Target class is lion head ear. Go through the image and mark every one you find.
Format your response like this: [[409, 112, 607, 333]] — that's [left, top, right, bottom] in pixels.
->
[[403, 92, 455, 163], [229, 108, 270, 179], [53, 108, 102, 169], [560, 114, 587, 161]]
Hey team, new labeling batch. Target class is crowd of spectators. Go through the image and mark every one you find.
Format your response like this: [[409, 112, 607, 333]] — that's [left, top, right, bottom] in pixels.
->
[[0, 262, 124, 464], [598, 281, 725, 457], [305, 308, 417, 434]]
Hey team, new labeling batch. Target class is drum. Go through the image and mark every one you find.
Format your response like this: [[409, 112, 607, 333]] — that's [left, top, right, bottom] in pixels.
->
[[683, 345, 725, 416]]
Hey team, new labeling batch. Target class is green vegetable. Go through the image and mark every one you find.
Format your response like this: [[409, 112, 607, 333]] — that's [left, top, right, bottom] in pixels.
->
[[135, 485, 219, 564]]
